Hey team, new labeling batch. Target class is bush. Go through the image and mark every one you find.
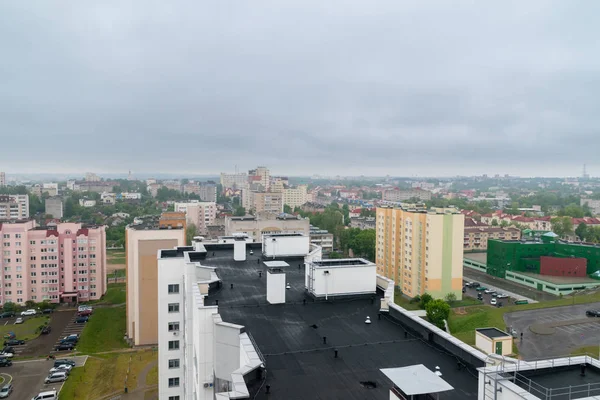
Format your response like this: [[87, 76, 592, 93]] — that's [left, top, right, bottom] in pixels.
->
[[409, 295, 421, 304], [445, 293, 457, 304], [419, 293, 433, 309], [425, 299, 451, 330]]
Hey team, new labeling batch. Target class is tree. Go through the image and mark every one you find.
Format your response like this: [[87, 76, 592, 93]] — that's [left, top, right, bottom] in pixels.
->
[[426, 299, 451, 329], [575, 223, 588, 241], [328, 251, 343, 259], [186, 223, 197, 245], [444, 293, 457, 304], [491, 219, 499, 226], [3, 302, 16, 312], [25, 300, 37, 309], [234, 206, 246, 216], [419, 293, 433, 309], [283, 204, 292, 214], [551, 216, 574, 237]]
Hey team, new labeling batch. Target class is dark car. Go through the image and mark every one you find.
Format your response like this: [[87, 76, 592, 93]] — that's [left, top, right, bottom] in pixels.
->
[[41, 308, 54, 314], [3, 339, 24, 347], [2, 347, 14, 355], [55, 343, 75, 351], [471, 282, 481, 288], [0, 313, 15, 319], [59, 338, 77, 345], [75, 316, 89, 324], [0, 358, 11, 367], [54, 359, 76, 367], [586, 310, 600, 317], [77, 309, 92, 317], [41, 326, 52, 334], [61, 335, 78, 343]]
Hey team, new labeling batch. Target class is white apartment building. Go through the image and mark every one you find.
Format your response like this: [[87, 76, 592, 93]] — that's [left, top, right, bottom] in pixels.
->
[[101, 192, 116, 204], [79, 199, 97, 208], [0, 195, 29, 219], [174, 201, 217, 235], [283, 185, 308, 209], [220, 173, 248, 189]]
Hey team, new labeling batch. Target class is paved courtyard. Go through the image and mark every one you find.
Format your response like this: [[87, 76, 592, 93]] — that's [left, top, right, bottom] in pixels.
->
[[504, 302, 600, 360]]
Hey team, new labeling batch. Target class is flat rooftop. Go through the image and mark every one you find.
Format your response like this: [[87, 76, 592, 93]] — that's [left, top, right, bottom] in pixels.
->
[[199, 247, 478, 399], [476, 328, 510, 339], [514, 365, 600, 398], [516, 271, 600, 285]]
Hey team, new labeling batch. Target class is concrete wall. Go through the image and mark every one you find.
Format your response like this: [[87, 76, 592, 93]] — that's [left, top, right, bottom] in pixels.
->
[[475, 331, 493, 354], [263, 235, 310, 257]]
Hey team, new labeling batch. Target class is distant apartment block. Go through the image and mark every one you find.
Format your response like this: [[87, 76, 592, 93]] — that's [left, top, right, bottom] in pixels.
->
[[183, 182, 217, 203], [350, 216, 376, 230], [101, 192, 116, 204], [85, 172, 101, 182], [253, 191, 283, 214], [248, 166, 270, 191], [0, 220, 106, 305], [0, 172, 5, 187], [73, 181, 115, 193], [581, 198, 600, 215], [225, 215, 309, 241], [126, 214, 185, 346], [173, 202, 216, 235], [376, 204, 464, 299], [283, 185, 309, 209], [301, 202, 326, 213], [382, 188, 432, 202], [0, 195, 29, 219], [309, 226, 334, 252], [463, 218, 520, 252], [45, 197, 63, 219], [79, 199, 97, 208], [220, 172, 248, 190], [162, 180, 182, 192]]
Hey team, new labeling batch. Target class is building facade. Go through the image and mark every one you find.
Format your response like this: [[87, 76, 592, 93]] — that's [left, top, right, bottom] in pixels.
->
[[0, 172, 5, 187], [0, 195, 29, 219], [220, 173, 248, 190], [248, 166, 270, 191], [283, 185, 308, 209], [0, 220, 106, 305], [225, 215, 310, 241], [173, 202, 216, 235], [45, 197, 63, 219], [125, 216, 185, 346], [252, 192, 283, 214], [581, 198, 600, 215], [382, 188, 432, 202], [376, 205, 464, 299], [463, 225, 520, 252]]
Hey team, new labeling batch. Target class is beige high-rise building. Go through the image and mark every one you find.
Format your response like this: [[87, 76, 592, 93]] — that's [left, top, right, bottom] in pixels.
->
[[0, 172, 5, 187], [283, 185, 308, 209], [0, 194, 29, 219], [220, 172, 248, 189], [248, 166, 270, 191], [173, 201, 216, 235], [126, 215, 185, 346], [376, 204, 464, 300], [252, 191, 283, 214]]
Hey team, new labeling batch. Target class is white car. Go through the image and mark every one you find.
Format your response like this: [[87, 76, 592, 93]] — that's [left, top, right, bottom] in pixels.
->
[[0, 352, 13, 359], [21, 309, 36, 316], [490, 298, 497, 306], [496, 293, 509, 299], [49, 364, 73, 374], [78, 305, 92, 313], [14, 318, 23, 324], [484, 289, 495, 294]]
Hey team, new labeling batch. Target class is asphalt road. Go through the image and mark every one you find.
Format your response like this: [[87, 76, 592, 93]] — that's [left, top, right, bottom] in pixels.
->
[[461, 282, 515, 308], [463, 268, 557, 302], [504, 302, 600, 360], [19, 311, 76, 358]]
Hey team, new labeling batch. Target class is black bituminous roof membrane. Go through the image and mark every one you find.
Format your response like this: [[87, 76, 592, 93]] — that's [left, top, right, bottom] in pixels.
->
[[201, 248, 478, 400]]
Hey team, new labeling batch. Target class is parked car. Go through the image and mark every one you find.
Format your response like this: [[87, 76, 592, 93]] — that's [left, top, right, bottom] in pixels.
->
[[44, 371, 68, 384], [475, 287, 487, 291], [77, 309, 92, 317], [78, 305, 92, 313], [0, 358, 12, 367], [54, 343, 75, 351], [41, 326, 51, 334], [2, 348, 14, 355], [20, 309, 36, 316], [3, 339, 24, 347], [490, 298, 497, 305], [0, 352, 13, 359], [32, 390, 58, 400], [75, 316, 89, 324], [53, 359, 76, 367], [0, 313, 15, 319], [464, 281, 472, 287], [49, 364, 73, 374], [0, 383, 13, 398], [477, 293, 483, 300], [484, 289, 495, 294], [62, 334, 78, 343], [41, 308, 54, 314], [496, 293, 509, 299], [586, 310, 600, 317], [471, 282, 481, 288], [14, 318, 23, 325]]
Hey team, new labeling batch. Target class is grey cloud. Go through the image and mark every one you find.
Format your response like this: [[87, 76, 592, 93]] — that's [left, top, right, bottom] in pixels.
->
[[1, 1, 600, 176]]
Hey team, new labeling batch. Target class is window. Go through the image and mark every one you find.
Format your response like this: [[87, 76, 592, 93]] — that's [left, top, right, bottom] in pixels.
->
[[168, 378, 180, 387], [168, 303, 179, 313], [29, 240, 36, 245], [168, 322, 180, 332], [168, 396, 180, 400], [168, 284, 179, 294], [168, 359, 180, 369], [168, 340, 180, 350]]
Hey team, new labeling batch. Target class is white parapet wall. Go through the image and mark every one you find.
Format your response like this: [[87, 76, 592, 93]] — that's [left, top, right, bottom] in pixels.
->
[[263, 233, 310, 258], [307, 258, 376, 298]]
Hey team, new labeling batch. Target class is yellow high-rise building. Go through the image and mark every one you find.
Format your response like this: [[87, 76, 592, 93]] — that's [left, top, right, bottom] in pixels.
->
[[376, 204, 464, 300]]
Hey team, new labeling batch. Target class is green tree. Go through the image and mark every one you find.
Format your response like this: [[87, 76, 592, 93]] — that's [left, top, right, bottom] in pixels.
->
[[3, 302, 17, 312], [491, 219, 499, 226], [25, 300, 37, 309], [328, 251, 343, 259], [283, 204, 292, 213], [234, 206, 246, 216], [560, 204, 585, 218], [551, 216, 574, 237], [425, 299, 451, 329], [575, 223, 588, 241], [419, 293, 433, 309], [186, 223, 197, 245]]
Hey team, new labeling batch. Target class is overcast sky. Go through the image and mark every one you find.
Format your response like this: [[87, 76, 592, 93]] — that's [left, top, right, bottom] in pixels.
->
[[1, 1, 599, 177]]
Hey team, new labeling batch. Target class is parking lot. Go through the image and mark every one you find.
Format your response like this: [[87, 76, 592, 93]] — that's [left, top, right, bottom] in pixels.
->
[[462, 280, 516, 308], [504, 302, 600, 360], [13, 310, 77, 358], [7, 355, 87, 400]]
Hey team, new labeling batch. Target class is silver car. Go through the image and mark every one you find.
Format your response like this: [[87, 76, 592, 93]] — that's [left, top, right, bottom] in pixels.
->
[[0, 384, 13, 398], [44, 372, 67, 383]]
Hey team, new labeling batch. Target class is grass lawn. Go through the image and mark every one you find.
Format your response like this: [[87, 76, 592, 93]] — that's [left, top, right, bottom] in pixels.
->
[[108, 257, 126, 265], [77, 306, 128, 354], [108, 269, 126, 278], [448, 290, 600, 345], [60, 350, 158, 400], [0, 315, 49, 341], [107, 249, 126, 265], [91, 283, 126, 305], [146, 364, 158, 385], [571, 345, 599, 359]]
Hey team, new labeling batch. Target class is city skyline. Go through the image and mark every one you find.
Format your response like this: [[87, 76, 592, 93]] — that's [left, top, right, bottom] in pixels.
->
[[1, 1, 599, 176]]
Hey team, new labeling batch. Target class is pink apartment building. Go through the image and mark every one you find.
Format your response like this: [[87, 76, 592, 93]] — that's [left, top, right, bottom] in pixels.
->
[[0, 220, 107, 305]]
